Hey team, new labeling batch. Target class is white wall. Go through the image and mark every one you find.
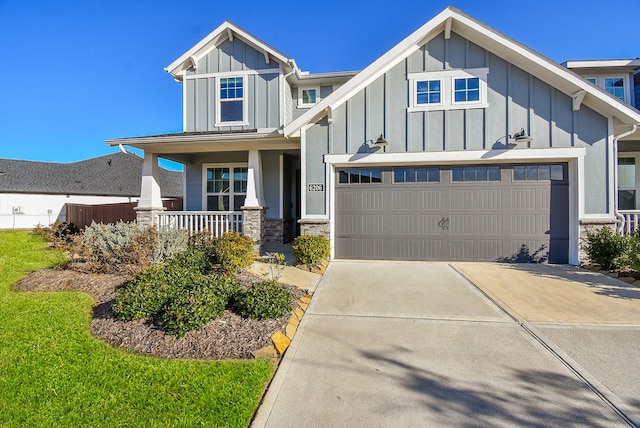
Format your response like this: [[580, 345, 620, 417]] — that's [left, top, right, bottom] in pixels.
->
[[0, 193, 139, 229]]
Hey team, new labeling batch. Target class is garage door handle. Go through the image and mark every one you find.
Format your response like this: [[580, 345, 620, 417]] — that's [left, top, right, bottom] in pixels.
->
[[438, 217, 449, 231]]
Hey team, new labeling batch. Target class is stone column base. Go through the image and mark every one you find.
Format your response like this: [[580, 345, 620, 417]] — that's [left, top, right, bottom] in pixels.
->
[[265, 218, 294, 244], [134, 206, 166, 228], [578, 218, 619, 264], [242, 206, 266, 255], [298, 219, 330, 238]]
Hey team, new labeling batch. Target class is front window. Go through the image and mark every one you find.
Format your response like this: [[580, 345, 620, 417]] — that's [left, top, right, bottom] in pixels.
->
[[454, 77, 480, 103], [618, 157, 636, 210], [205, 166, 248, 211], [218, 77, 245, 124], [604, 77, 625, 101]]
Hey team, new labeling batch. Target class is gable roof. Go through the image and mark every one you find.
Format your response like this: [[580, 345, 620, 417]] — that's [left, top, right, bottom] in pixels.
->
[[0, 152, 182, 198], [165, 20, 297, 81], [285, 6, 640, 139]]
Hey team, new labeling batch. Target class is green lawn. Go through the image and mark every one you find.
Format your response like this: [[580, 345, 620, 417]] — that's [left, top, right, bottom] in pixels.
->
[[0, 230, 275, 427]]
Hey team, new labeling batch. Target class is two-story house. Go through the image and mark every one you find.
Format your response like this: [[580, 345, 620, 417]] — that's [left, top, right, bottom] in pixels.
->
[[108, 7, 640, 265]]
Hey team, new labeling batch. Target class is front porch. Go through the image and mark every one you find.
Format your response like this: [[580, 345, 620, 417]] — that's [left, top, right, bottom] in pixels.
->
[[108, 130, 301, 253]]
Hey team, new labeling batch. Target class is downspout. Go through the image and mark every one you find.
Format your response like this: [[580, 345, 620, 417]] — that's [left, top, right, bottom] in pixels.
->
[[613, 124, 638, 232]]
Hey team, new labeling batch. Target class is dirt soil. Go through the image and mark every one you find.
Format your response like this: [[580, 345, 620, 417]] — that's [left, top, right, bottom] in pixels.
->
[[14, 264, 307, 360]]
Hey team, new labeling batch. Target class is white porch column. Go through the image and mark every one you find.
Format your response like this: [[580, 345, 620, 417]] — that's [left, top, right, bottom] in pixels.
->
[[135, 151, 165, 227], [244, 149, 264, 207], [242, 149, 266, 255]]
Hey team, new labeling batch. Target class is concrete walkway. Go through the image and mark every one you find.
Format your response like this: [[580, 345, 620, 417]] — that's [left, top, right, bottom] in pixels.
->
[[252, 261, 640, 427]]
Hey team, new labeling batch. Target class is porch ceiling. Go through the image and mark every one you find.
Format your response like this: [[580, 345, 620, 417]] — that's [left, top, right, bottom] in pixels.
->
[[106, 130, 301, 154]]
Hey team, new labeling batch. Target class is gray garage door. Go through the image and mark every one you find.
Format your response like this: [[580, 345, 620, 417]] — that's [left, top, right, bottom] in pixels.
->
[[335, 164, 569, 263]]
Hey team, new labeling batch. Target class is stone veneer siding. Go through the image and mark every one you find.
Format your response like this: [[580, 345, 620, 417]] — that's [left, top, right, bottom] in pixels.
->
[[135, 207, 166, 228], [298, 219, 330, 238], [578, 218, 618, 264], [242, 206, 266, 255], [265, 218, 294, 244]]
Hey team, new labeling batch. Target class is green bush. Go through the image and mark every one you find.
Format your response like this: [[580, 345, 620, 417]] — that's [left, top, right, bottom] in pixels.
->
[[152, 228, 190, 264], [583, 227, 630, 270], [292, 235, 330, 265], [168, 247, 214, 274], [112, 264, 200, 321], [214, 232, 254, 273], [161, 278, 229, 337], [236, 280, 292, 320]]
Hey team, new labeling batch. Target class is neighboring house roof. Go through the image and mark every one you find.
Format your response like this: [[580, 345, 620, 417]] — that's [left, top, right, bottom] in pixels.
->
[[0, 152, 182, 198], [285, 6, 640, 139], [165, 20, 298, 81]]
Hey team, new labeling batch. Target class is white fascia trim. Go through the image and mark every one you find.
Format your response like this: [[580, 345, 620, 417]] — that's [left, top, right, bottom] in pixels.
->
[[166, 21, 294, 77], [323, 147, 586, 166], [183, 68, 282, 80]]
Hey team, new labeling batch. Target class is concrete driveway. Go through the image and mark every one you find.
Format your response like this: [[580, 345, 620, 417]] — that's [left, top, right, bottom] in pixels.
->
[[252, 261, 640, 427]]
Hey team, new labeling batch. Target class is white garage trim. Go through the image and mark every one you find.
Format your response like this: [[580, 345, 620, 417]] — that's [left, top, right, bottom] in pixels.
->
[[325, 147, 586, 264]]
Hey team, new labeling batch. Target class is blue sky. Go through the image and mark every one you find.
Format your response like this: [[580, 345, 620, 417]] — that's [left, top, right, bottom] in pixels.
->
[[1, 0, 638, 170]]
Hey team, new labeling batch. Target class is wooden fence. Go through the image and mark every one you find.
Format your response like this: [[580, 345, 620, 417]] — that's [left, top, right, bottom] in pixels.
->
[[66, 199, 182, 230]]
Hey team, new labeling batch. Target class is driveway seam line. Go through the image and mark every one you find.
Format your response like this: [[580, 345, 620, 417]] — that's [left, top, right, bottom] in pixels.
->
[[305, 312, 512, 324], [449, 264, 638, 428]]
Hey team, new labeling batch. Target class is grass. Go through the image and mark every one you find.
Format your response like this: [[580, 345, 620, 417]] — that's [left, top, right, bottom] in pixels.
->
[[0, 230, 275, 427]]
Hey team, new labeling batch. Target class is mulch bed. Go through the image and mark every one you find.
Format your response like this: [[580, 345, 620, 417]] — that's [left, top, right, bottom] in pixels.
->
[[14, 264, 307, 360]]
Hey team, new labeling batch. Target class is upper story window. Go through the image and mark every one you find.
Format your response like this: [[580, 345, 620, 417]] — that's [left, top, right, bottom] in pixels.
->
[[454, 77, 480, 103], [584, 75, 627, 102], [217, 76, 247, 126], [298, 87, 320, 108], [604, 77, 625, 101], [409, 68, 488, 112], [416, 80, 441, 105]]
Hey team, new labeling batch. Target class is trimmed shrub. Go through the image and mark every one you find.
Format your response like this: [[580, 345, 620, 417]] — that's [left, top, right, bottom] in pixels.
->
[[168, 247, 214, 274], [112, 264, 200, 321], [160, 278, 229, 337], [214, 232, 254, 273], [583, 227, 629, 270], [152, 228, 190, 264], [236, 280, 292, 320], [292, 235, 330, 265]]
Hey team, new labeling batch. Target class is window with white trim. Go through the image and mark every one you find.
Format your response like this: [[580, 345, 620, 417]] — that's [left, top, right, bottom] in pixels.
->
[[298, 87, 320, 107], [604, 77, 625, 101], [583, 75, 627, 102], [415, 80, 441, 105], [217, 76, 246, 125], [204, 165, 248, 211], [409, 68, 488, 111]]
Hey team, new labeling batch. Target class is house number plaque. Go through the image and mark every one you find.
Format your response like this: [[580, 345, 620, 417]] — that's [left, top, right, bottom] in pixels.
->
[[308, 184, 324, 192]]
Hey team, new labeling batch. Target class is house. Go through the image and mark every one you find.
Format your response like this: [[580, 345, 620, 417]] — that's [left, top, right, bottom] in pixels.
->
[[0, 152, 182, 229], [107, 6, 640, 265]]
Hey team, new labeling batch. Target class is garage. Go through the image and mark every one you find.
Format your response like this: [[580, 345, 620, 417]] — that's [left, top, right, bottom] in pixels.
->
[[334, 164, 569, 263]]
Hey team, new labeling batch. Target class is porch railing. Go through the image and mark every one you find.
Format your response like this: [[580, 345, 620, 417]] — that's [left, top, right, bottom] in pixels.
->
[[157, 211, 243, 238], [618, 210, 640, 234]]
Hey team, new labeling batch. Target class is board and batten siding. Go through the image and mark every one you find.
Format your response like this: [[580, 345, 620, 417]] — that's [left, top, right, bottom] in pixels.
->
[[184, 38, 282, 132], [303, 31, 610, 217]]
